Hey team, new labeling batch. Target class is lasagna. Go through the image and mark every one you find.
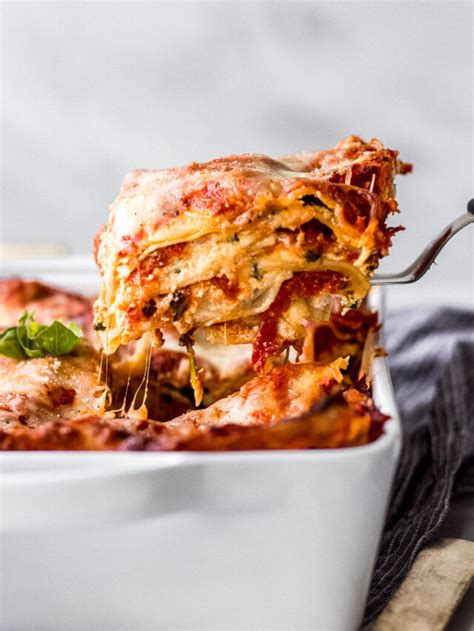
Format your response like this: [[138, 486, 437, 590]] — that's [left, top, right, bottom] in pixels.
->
[[94, 136, 410, 379], [0, 387, 386, 452], [0, 280, 388, 451]]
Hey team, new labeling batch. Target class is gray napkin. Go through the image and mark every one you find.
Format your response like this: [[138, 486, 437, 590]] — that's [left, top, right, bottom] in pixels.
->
[[363, 307, 474, 622]]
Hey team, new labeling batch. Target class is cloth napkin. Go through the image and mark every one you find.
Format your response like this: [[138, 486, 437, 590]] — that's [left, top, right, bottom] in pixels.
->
[[363, 306, 474, 623]]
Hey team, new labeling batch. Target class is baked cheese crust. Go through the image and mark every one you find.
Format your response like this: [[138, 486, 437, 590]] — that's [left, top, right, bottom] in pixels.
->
[[0, 390, 383, 452], [0, 278, 388, 451], [0, 341, 109, 428]]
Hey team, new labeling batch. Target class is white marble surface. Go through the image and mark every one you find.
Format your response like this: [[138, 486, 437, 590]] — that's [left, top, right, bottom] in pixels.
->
[[1, 2, 473, 306]]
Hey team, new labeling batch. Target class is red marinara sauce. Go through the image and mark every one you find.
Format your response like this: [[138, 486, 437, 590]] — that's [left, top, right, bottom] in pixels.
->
[[251, 271, 346, 373]]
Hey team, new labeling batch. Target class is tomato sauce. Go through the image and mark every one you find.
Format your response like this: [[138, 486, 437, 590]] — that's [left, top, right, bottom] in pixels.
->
[[251, 271, 346, 372]]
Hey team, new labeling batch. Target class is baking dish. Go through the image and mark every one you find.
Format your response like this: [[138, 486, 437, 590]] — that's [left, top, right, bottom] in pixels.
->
[[0, 261, 401, 630]]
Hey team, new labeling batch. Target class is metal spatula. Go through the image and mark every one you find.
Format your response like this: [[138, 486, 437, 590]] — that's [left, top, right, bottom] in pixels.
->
[[372, 199, 474, 285]]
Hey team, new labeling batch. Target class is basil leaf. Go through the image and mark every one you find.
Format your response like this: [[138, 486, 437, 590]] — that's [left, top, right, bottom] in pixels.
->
[[0, 312, 83, 360], [18, 311, 34, 327], [26, 321, 47, 338], [0, 327, 26, 359], [34, 320, 82, 355], [16, 323, 44, 358], [65, 322, 83, 338]]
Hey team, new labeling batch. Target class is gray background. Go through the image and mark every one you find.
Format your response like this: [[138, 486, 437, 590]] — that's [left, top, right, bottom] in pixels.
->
[[1, 1, 473, 306]]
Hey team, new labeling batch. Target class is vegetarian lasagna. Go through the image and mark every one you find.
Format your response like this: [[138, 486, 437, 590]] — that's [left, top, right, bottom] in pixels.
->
[[94, 136, 410, 379]]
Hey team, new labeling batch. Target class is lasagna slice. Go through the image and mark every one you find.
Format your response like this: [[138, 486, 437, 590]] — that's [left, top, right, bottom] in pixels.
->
[[93, 136, 409, 378]]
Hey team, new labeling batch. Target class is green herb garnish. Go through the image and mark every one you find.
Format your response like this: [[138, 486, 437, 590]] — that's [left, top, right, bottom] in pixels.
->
[[0, 311, 83, 360], [251, 262, 262, 280], [179, 333, 203, 406], [304, 250, 321, 263], [142, 299, 157, 318], [300, 194, 328, 208], [170, 290, 188, 321]]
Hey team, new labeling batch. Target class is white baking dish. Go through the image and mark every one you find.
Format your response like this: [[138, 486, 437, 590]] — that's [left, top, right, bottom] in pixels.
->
[[0, 262, 401, 631]]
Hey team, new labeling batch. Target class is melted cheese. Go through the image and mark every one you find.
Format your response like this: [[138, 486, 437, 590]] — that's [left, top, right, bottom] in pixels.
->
[[0, 342, 109, 427], [95, 194, 371, 355]]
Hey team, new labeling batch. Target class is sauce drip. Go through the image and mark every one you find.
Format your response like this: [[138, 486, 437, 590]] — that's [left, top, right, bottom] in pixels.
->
[[251, 271, 345, 373]]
